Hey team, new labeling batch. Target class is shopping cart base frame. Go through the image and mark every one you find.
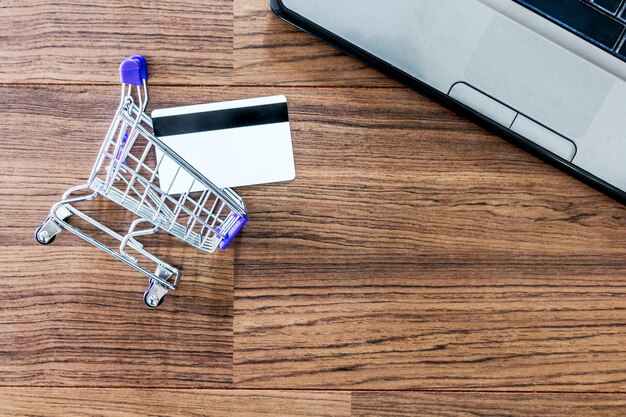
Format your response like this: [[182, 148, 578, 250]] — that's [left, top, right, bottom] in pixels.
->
[[36, 184, 179, 307]]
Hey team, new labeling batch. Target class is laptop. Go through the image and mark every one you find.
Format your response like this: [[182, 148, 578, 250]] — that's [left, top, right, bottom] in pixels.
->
[[271, 0, 626, 203]]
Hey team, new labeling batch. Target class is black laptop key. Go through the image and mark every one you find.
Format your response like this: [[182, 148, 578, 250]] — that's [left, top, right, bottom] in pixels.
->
[[514, 0, 624, 50], [593, 0, 623, 14]]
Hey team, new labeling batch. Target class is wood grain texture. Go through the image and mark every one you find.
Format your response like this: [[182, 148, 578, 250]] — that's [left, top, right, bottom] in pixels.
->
[[0, 0, 232, 85], [0, 243, 234, 386], [351, 392, 626, 417], [2, 0, 626, 413], [0, 388, 350, 417], [231, 87, 626, 390], [233, 0, 394, 86]]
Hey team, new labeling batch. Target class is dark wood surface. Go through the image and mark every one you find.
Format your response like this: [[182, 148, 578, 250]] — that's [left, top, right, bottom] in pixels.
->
[[2, 1, 626, 415]]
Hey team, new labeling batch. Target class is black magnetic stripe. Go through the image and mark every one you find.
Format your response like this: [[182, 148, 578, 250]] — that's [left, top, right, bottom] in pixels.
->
[[152, 102, 289, 137]]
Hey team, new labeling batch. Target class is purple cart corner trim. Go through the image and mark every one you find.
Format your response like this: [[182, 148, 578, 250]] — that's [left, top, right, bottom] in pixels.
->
[[114, 131, 129, 162], [218, 213, 248, 250]]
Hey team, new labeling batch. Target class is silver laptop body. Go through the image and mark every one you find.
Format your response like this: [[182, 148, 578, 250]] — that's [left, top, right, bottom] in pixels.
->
[[272, 0, 626, 201]]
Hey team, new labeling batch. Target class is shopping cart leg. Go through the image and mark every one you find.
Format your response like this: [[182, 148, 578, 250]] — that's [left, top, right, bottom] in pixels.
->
[[143, 265, 172, 307], [35, 204, 73, 245], [36, 184, 99, 245]]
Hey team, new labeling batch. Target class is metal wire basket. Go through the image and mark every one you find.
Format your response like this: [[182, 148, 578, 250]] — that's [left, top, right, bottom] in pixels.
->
[[35, 55, 248, 307]]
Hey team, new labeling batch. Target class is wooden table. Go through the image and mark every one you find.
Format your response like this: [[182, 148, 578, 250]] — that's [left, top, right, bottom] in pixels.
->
[[2, 1, 626, 415]]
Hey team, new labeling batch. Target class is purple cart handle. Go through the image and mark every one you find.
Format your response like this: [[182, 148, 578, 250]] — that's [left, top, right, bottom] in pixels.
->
[[119, 55, 148, 86], [119, 57, 143, 86], [217, 213, 248, 250]]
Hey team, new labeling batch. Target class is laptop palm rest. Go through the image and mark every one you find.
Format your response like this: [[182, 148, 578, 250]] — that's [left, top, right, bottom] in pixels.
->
[[463, 15, 613, 141]]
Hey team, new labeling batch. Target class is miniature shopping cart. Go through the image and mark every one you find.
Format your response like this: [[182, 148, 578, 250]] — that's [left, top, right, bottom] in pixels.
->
[[35, 55, 248, 307]]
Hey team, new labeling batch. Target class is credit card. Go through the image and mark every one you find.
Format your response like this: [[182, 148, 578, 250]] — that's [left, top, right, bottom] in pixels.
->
[[152, 95, 295, 193]]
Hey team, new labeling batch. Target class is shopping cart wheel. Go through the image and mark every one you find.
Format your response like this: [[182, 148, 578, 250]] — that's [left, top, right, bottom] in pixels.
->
[[35, 225, 56, 245], [143, 290, 165, 308], [143, 279, 169, 308]]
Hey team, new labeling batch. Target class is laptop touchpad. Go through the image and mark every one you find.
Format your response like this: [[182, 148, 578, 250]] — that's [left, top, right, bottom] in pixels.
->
[[464, 15, 613, 139]]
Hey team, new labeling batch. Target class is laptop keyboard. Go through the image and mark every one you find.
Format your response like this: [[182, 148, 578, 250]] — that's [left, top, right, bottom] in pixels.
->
[[513, 0, 626, 60]]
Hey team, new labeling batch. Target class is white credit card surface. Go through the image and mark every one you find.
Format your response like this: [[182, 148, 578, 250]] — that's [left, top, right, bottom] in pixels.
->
[[152, 95, 295, 193]]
